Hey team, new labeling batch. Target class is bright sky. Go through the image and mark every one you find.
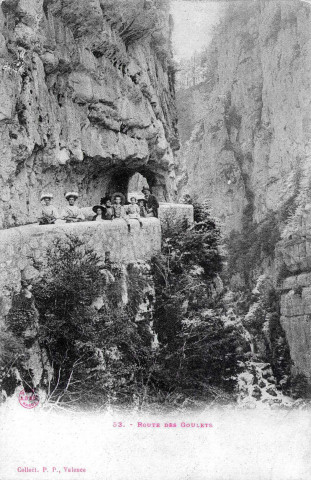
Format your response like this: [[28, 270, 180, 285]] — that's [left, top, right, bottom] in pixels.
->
[[170, 1, 222, 60]]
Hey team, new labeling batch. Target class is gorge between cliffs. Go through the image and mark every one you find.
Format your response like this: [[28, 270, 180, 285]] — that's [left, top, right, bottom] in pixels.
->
[[176, 0, 311, 403], [0, 0, 311, 414]]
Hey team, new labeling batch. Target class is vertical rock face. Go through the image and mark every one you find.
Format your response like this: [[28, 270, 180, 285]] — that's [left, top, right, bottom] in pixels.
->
[[276, 211, 311, 382], [176, 1, 311, 382], [177, 0, 311, 233], [0, 0, 179, 228]]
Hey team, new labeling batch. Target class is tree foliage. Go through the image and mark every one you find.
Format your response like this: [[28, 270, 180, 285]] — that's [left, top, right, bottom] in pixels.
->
[[101, 0, 169, 48], [5, 236, 155, 408], [151, 202, 243, 401]]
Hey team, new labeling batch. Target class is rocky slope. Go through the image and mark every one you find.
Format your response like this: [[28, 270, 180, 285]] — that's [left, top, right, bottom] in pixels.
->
[[0, 0, 179, 228], [176, 0, 311, 385]]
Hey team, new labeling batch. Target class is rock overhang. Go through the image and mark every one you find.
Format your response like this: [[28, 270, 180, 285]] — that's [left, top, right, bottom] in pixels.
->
[[0, 0, 179, 228]]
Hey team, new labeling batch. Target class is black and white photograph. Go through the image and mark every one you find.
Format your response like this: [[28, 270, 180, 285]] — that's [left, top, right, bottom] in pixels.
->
[[0, 0, 310, 479]]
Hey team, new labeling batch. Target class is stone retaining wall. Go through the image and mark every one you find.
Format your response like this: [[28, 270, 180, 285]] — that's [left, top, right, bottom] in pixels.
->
[[0, 203, 194, 320], [0, 218, 160, 320]]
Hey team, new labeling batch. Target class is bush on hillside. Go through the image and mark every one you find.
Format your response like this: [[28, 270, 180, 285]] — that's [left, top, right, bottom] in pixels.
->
[[5, 236, 155, 407], [152, 201, 244, 401]]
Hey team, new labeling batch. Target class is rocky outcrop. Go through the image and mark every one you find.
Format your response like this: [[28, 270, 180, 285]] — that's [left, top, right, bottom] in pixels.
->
[[276, 206, 311, 381], [279, 273, 311, 381], [177, 0, 311, 233], [237, 361, 294, 408], [0, 0, 179, 228]]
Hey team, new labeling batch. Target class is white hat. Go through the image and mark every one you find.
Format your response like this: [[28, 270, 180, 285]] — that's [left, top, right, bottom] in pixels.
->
[[65, 191, 79, 200], [40, 193, 53, 201]]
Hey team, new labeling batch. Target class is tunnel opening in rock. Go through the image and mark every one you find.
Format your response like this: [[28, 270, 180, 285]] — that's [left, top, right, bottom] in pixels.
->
[[128, 172, 150, 197], [106, 168, 157, 201]]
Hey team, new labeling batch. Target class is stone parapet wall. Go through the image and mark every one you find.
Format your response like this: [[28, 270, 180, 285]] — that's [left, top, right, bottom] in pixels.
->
[[0, 203, 194, 321], [0, 218, 161, 320]]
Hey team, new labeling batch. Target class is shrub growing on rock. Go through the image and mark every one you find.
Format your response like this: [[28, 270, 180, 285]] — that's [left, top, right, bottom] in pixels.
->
[[5, 236, 155, 408]]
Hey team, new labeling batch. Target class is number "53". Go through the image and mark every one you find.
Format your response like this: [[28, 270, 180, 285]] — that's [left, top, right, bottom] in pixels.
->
[[113, 422, 123, 427]]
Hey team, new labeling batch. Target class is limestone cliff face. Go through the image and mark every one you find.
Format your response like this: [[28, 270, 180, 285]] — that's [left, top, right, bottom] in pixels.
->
[[176, 1, 311, 382], [0, 0, 179, 228], [177, 0, 311, 233]]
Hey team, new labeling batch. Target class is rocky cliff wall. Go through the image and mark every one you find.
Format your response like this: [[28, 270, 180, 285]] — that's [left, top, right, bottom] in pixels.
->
[[176, 0, 311, 383], [0, 0, 179, 229], [276, 206, 311, 381], [177, 0, 311, 233]]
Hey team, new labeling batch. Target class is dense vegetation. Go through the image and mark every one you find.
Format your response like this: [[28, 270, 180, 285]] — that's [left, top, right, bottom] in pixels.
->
[[1, 203, 247, 409], [226, 189, 302, 289], [5, 236, 154, 408], [151, 202, 242, 402]]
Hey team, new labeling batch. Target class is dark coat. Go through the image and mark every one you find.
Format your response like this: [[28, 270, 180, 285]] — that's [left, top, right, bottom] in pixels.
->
[[146, 194, 159, 217]]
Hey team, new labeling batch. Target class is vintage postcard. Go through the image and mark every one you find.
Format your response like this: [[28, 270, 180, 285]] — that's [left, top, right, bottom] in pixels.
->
[[0, 0, 310, 479]]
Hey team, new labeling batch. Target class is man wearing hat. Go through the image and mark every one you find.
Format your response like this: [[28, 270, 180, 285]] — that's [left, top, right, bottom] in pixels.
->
[[61, 192, 85, 223], [38, 193, 59, 225], [142, 187, 159, 218]]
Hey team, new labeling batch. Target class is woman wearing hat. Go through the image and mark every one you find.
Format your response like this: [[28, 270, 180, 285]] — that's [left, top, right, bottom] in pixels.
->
[[38, 193, 59, 225], [111, 192, 131, 232], [126, 195, 143, 227], [138, 197, 147, 217], [61, 192, 85, 223], [92, 204, 106, 222]]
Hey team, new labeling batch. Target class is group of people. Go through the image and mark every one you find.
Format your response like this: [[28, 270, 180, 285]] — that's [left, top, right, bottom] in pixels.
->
[[38, 187, 159, 233]]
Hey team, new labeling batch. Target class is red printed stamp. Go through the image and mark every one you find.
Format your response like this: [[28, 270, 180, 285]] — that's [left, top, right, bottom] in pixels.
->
[[18, 389, 40, 409]]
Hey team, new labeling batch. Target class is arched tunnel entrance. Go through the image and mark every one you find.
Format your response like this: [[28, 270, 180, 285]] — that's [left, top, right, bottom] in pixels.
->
[[105, 167, 164, 202], [68, 158, 171, 210]]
